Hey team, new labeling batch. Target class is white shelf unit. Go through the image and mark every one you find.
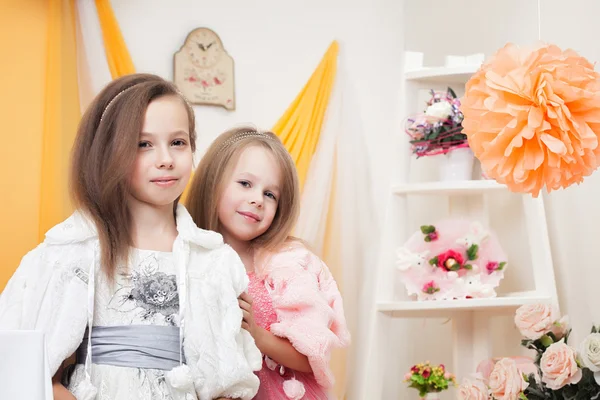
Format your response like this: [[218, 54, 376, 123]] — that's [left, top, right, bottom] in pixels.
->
[[355, 64, 559, 399], [392, 179, 507, 196], [377, 292, 552, 318], [404, 65, 480, 84]]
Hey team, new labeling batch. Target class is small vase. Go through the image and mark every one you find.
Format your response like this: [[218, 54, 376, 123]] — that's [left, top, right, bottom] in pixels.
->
[[420, 393, 441, 400], [439, 147, 474, 181]]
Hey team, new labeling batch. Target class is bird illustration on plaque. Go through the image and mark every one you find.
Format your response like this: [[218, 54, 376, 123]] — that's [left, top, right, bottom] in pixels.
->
[[174, 27, 235, 110]]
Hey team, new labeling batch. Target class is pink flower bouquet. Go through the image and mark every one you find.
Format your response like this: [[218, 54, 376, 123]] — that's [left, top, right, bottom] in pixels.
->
[[404, 361, 456, 398], [396, 219, 507, 300], [405, 87, 468, 157], [461, 304, 600, 399]]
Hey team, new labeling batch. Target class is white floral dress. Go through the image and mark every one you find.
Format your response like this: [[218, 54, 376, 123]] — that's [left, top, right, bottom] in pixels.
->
[[68, 248, 196, 400]]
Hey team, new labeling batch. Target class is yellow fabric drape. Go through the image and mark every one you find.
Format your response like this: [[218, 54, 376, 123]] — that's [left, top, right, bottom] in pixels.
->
[[272, 41, 339, 189], [39, 0, 81, 240], [95, 0, 135, 78], [0, 0, 80, 291]]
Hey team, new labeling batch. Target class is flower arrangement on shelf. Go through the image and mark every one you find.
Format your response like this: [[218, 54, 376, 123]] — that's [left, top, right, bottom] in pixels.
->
[[405, 87, 468, 157], [396, 219, 507, 301], [405, 361, 457, 399], [458, 303, 600, 400]]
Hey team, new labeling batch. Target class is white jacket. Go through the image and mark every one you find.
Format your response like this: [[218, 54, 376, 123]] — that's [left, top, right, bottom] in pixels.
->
[[0, 205, 261, 400]]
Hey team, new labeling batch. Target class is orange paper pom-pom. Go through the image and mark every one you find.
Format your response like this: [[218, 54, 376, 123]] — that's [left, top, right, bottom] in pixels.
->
[[461, 43, 600, 196]]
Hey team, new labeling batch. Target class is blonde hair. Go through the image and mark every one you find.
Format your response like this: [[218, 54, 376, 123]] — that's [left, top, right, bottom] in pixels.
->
[[71, 73, 196, 280], [186, 126, 300, 250]]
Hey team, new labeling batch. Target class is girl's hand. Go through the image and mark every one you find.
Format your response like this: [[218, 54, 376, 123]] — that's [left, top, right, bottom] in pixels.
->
[[238, 292, 312, 373], [238, 292, 261, 339]]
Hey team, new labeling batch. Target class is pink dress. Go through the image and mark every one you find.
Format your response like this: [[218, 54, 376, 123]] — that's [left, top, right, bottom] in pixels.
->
[[247, 245, 350, 400]]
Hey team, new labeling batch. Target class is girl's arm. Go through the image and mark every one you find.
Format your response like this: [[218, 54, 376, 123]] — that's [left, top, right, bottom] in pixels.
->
[[52, 383, 76, 400], [52, 357, 76, 400], [239, 293, 312, 373]]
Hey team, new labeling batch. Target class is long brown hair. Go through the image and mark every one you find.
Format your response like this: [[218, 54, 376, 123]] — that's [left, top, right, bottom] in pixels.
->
[[186, 126, 300, 250], [70, 73, 196, 279]]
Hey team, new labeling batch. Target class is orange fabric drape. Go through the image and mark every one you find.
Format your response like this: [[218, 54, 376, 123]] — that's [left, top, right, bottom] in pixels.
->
[[94, 0, 135, 78], [272, 41, 338, 189], [39, 0, 81, 240], [0, 0, 80, 291]]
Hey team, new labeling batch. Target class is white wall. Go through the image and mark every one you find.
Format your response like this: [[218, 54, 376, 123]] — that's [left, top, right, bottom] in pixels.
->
[[109, 0, 405, 226]]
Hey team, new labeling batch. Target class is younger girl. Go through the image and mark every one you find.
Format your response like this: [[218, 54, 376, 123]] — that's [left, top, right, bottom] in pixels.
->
[[186, 127, 350, 399], [0, 74, 261, 400]]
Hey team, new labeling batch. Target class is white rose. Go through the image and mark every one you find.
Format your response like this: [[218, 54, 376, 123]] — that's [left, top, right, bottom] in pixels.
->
[[425, 101, 453, 119], [579, 333, 600, 385]]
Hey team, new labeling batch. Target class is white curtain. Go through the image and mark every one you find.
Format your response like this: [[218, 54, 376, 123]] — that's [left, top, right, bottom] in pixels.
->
[[75, 0, 113, 110], [296, 44, 379, 399]]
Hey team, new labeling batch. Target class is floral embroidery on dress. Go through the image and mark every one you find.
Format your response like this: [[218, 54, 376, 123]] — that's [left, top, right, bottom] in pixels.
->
[[129, 268, 179, 321], [107, 251, 180, 325]]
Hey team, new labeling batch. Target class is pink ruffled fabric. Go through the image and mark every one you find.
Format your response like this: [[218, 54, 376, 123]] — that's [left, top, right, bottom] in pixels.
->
[[250, 245, 350, 398]]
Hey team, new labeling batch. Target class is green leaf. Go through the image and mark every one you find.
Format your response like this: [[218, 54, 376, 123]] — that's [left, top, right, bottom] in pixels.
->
[[424, 236, 431, 242], [467, 244, 479, 260], [412, 374, 425, 385], [592, 326, 598, 334], [420, 225, 436, 234], [449, 263, 461, 271], [521, 339, 535, 349], [497, 261, 506, 270], [464, 264, 473, 270], [429, 257, 438, 266]]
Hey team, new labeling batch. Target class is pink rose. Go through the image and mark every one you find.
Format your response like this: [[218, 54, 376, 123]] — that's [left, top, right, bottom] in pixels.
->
[[514, 304, 559, 340], [486, 261, 499, 273], [551, 316, 570, 340], [489, 358, 528, 400], [540, 340, 582, 390], [427, 231, 438, 241], [436, 249, 464, 271], [457, 377, 489, 400], [422, 281, 440, 295], [477, 357, 538, 382]]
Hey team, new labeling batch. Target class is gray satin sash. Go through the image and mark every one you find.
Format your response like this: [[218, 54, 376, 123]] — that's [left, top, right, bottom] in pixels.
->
[[76, 325, 184, 370]]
